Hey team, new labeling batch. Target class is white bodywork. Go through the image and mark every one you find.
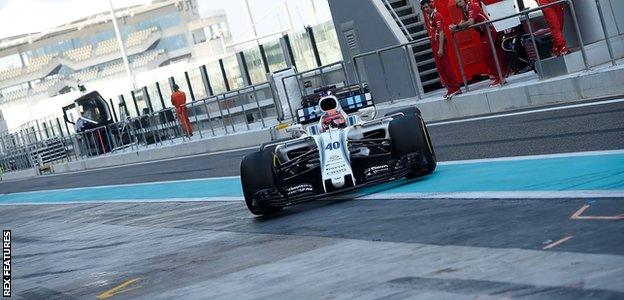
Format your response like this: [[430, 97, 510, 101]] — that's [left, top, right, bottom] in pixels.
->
[[313, 128, 355, 190], [271, 92, 390, 193]]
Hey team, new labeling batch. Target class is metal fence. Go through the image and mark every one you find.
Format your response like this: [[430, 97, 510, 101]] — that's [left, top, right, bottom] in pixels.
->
[[352, 0, 619, 101], [0, 63, 348, 174]]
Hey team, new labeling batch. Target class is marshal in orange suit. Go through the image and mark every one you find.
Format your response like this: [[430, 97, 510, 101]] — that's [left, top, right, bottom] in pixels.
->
[[171, 84, 193, 136]]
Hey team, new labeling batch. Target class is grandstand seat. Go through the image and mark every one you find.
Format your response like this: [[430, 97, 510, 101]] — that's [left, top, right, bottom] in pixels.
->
[[64, 45, 93, 61]]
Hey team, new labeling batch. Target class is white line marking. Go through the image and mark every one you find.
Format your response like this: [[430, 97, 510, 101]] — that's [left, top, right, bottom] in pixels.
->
[[0, 197, 244, 206], [438, 149, 624, 165], [4, 190, 623, 206], [543, 236, 574, 250], [357, 191, 624, 200], [428, 97, 624, 127]]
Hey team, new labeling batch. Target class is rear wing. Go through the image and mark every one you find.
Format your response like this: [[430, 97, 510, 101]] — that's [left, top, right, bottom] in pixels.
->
[[296, 87, 373, 125]]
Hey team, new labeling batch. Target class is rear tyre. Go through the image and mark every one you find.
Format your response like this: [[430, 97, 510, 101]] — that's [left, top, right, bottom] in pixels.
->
[[240, 150, 284, 215], [389, 114, 437, 178], [384, 107, 421, 117]]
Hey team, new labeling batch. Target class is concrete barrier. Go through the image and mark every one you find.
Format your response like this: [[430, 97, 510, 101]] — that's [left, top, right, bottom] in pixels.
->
[[0, 168, 37, 182], [51, 128, 272, 174], [403, 65, 624, 122]]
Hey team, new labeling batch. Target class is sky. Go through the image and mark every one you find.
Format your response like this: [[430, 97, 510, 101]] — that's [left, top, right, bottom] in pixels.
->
[[0, 0, 333, 41]]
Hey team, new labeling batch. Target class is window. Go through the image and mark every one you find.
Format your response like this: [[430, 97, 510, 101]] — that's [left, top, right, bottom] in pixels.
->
[[313, 21, 342, 65], [222, 55, 243, 90], [290, 30, 316, 72], [263, 40, 287, 72], [123, 92, 138, 117], [134, 89, 150, 115], [156, 34, 188, 52], [158, 79, 173, 108], [205, 61, 226, 94], [243, 47, 266, 84], [187, 68, 208, 100], [146, 83, 163, 111]]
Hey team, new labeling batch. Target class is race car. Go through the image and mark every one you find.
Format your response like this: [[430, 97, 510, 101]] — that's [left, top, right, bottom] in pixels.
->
[[240, 85, 436, 215]]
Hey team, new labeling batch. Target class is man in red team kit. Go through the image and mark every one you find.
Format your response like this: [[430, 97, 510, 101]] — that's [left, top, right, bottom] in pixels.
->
[[536, 0, 569, 56], [421, 0, 462, 99], [451, 0, 508, 87], [171, 84, 193, 137]]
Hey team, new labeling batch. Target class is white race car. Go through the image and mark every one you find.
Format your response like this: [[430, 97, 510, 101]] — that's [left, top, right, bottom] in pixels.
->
[[240, 85, 436, 215]]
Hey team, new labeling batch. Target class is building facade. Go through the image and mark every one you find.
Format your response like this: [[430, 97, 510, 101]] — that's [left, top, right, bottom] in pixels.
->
[[0, 0, 232, 105]]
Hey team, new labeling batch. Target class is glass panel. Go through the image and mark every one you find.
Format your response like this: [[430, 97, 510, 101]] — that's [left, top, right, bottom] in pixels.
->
[[158, 79, 173, 109], [290, 30, 316, 72], [123, 92, 138, 118], [206, 61, 226, 94], [313, 21, 342, 65], [133, 89, 149, 115], [263, 40, 287, 72], [222, 55, 243, 91], [146, 84, 163, 111], [243, 47, 266, 84], [187, 68, 208, 100], [114, 96, 128, 120]]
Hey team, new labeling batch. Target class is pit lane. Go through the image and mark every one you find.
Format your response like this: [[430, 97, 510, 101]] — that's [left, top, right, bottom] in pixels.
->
[[1, 98, 623, 299]]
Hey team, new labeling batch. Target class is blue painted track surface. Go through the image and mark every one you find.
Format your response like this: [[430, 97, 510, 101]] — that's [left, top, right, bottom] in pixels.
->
[[1, 152, 623, 204]]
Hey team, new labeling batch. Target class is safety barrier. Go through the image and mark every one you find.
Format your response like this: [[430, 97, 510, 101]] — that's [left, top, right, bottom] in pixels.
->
[[0, 63, 348, 174]]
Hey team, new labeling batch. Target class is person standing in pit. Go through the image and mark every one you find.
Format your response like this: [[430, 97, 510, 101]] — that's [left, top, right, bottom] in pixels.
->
[[421, 0, 462, 99], [450, 0, 508, 87], [536, 0, 569, 56], [171, 84, 193, 137]]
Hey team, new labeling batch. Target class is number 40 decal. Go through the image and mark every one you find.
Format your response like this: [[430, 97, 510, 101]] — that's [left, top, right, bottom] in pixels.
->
[[325, 141, 341, 150]]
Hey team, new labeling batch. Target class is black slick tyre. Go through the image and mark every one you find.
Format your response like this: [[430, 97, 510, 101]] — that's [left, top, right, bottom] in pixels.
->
[[389, 114, 437, 177], [240, 150, 283, 215]]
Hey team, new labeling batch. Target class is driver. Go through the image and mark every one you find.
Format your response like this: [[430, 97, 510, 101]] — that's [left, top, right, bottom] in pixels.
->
[[321, 108, 346, 131]]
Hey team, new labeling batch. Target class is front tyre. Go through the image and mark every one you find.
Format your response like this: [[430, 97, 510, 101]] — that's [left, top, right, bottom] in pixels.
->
[[240, 150, 284, 215], [389, 114, 437, 177]]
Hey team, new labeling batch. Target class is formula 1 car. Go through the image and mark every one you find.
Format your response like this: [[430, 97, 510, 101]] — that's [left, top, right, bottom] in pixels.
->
[[240, 85, 436, 215]]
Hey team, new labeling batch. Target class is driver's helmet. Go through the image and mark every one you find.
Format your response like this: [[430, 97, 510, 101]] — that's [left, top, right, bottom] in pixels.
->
[[321, 109, 347, 131]]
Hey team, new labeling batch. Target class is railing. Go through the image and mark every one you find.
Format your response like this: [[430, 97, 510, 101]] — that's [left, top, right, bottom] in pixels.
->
[[382, 0, 414, 42], [351, 0, 618, 101], [0, 63, 349, 174], [450, 0, 591, 87], [0, 74, 354, 172]]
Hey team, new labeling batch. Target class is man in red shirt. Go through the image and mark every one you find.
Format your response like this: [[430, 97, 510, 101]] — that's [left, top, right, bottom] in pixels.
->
[[537, 0, 569, 56], [171, 84, 193, 136], [450, 0, 508, 87], [421, 0, 462, 99]]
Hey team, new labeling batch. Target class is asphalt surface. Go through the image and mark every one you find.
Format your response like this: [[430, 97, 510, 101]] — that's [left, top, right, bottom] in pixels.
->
[[1, 98, 624, 193], [1, 98, 623, 299], [2, 198, 623, 299]]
